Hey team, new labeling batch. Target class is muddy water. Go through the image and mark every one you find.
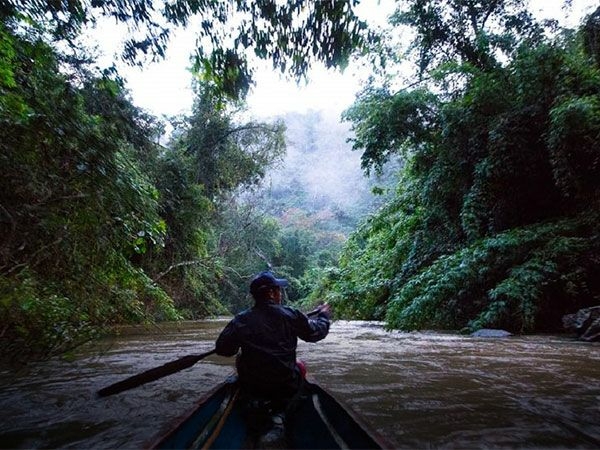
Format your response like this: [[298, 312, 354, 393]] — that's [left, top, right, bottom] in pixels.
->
[[0, 320, 599, 449]]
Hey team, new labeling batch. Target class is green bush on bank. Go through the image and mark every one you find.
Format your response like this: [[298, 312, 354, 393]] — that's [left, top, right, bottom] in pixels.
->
[[318, 5, 600, 333], [386, 212, 599, 333]]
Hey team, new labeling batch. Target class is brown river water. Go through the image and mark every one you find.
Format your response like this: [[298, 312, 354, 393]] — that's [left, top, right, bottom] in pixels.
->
[[0, 319, 599, 449]]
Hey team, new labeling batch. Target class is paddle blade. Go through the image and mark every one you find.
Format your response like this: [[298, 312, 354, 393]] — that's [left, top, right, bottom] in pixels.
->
[[97, 348, 216, 397]]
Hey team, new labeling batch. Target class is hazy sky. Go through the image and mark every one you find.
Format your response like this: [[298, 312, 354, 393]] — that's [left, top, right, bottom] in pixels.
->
[[96, 0, 598, 120]]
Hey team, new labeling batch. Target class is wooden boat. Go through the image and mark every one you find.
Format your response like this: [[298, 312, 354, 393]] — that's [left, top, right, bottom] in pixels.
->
[[149, 376, 387, 449]]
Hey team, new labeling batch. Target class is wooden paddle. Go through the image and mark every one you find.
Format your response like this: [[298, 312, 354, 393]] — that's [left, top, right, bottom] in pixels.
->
[[97, 306, 328, 397], [97, 348, 217, 397]]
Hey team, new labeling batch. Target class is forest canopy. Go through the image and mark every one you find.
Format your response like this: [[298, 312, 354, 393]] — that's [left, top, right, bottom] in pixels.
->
[[0, 0, 369, 99]]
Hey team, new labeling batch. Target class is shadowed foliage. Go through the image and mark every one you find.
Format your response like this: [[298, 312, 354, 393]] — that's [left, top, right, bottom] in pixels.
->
[[318, 2, 600, 333]]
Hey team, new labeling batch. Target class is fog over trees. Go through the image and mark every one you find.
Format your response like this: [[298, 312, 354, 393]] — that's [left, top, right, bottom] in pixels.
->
[[263, 110, 393, 225]]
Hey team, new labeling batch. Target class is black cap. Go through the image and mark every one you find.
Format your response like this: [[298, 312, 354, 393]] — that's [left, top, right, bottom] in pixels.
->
[[250, 271, 288, 296]]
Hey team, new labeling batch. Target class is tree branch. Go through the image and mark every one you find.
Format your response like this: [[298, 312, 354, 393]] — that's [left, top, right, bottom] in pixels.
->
[[4, 237, 64, 275], [206, 123, 281, 148], [154, 259, 209, 281], [0, 202, 16, 260], [254, 247, 273, 270]]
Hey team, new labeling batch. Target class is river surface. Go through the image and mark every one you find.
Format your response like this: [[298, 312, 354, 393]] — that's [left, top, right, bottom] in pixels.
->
[[1, 319, 599, 449]]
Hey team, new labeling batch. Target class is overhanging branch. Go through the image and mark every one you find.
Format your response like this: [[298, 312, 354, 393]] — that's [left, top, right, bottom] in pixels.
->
[[155, 260, 209, 281]]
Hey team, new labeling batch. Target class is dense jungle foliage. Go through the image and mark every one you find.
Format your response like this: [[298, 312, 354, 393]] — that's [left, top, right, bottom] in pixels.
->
[[2, 0, 599, 361], [312, 1, 600, 334]]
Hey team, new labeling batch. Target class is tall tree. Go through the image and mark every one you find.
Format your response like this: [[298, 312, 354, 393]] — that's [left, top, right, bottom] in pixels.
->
[[143, 84, 286, 317], [391, 0, 547, 75]]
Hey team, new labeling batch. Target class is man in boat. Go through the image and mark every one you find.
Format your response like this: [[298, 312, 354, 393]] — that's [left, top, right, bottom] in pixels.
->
[[215, 270, 331, 399], [215, 270, 331, 444]]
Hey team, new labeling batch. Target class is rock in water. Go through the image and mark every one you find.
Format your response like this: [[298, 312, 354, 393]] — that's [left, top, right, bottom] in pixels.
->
[[471, 329, 512, 338], [563, 306, 600, 342]]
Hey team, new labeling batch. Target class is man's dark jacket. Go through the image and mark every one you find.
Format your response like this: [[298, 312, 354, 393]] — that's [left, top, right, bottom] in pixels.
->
[[215, 302, 330, 398]]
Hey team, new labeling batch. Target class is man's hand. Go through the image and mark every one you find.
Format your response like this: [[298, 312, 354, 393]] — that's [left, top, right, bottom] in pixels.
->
[[316, 303, 332, 320]]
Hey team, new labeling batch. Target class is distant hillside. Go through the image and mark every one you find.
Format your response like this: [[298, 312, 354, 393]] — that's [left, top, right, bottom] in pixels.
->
[[261, 109, 395, 234]]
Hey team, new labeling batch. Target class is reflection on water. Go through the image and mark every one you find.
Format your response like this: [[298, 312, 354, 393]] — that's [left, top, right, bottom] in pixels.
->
[[1, 320, 599, 449]]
